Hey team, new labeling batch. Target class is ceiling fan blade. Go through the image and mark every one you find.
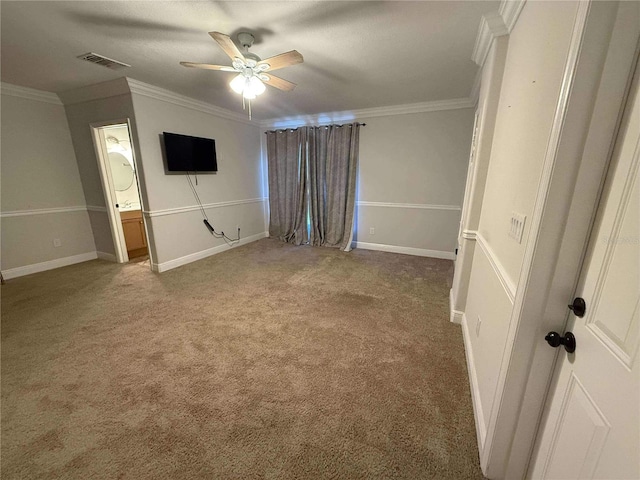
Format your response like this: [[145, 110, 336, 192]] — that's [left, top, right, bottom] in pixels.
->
[[263, 74, 297, 92], [180, 62, 236, 72], [257, 50, 304, 72], [209, 32, 245, 61]]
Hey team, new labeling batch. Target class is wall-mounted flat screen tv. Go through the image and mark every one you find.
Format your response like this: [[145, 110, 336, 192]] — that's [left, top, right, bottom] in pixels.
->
[[163, 132, 217, 172]]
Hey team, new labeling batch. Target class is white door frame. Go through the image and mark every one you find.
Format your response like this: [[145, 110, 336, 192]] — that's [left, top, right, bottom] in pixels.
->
[[480, 2, 640, 478], [90, 118, 141, 264]]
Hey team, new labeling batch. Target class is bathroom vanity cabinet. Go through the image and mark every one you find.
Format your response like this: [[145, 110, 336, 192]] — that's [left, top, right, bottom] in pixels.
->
[[120, 210, 148, 259]]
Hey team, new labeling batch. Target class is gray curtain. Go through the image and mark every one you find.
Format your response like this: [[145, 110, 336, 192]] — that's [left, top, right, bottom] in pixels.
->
[[267, 123, 360, 251], [308, 123, 360, 251], [266, 129, 308, 245]]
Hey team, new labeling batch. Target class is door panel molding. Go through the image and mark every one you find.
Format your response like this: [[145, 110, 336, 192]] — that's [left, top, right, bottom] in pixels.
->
[[586, 137, 640, 368], [541, 373, 610, 479]]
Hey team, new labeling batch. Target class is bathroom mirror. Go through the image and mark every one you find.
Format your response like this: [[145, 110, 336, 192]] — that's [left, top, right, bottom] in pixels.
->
[[109, 152, 134, 191]]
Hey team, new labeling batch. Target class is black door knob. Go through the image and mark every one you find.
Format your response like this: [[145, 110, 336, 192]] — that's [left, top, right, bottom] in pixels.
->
[[545, 331, 576, 353], [568, 297, 586, 317]]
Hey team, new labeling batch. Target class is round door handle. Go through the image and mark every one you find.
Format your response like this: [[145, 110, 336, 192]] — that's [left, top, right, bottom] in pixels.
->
[[568, 297, 586, 317], [545, 331, 576, 353]]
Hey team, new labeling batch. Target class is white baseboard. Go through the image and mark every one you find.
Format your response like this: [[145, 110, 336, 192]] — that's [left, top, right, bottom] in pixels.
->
[[354, 241, 456, 260], [96, 251, 117, 262], [151, 231, 268, 273], [461, 313, 487, 451], [449, 289, 464, 324], [2, 252, 98, 280]]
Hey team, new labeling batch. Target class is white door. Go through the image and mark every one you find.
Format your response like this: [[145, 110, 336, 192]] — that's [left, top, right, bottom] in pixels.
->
[[528, 59, 640, 479]]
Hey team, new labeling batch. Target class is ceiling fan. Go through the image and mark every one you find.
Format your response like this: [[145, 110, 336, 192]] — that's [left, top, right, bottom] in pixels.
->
[[181, 32, 303, 118]]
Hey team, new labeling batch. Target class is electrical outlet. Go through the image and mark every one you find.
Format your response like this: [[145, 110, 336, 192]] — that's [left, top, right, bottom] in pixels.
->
[[509, 212, 526, 244], [476, 315, 482, 337], [53, 238, 62, 247], [369, 227, 375, 235]]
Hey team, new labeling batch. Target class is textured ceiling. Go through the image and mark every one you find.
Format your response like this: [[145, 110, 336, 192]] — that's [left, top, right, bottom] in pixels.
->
[[1, 1, 498, 120]]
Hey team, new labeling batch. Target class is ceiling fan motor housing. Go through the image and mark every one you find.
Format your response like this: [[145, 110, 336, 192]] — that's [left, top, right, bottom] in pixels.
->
[[237, 32, 255, 49], [244, 52, 261, 62]]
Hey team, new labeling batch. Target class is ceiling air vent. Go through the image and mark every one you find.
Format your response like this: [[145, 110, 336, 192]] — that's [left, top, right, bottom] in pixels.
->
[[77, 52, 130, 70]]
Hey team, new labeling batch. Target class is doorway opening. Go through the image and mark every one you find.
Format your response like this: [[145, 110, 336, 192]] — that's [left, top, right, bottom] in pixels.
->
[[91, 120, 150, 266]]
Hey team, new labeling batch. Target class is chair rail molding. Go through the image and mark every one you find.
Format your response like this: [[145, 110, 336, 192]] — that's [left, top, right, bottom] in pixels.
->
[[475, 232, 516, 303], [86, 205, 108, 213], [144, 197, 266, 218], [462, 229, 478, 241], [356, 201, 461, 211], [1, 206, 88, 218]]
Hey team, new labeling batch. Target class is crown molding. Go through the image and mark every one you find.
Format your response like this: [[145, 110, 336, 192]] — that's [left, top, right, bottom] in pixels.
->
[[57, 77, 131, 105], [261, 97, 475, 129], [0, 82, 62, 105], [56, 76, 258, 126], [472, 12, 509, 67], [126, 78, 258, 127], [499, 0, 527, 33]]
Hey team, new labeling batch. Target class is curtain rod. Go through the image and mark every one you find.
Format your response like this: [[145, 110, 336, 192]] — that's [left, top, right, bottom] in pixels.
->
[[265, 123, 366, 134]]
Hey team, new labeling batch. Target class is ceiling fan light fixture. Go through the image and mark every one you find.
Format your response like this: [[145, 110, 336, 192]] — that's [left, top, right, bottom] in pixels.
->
[[249, 76, 266, 96], [243, 89, 257, 100], [230, 74, 246, 94], [182, 31, 302, 119], [230, 73, 266, 99]]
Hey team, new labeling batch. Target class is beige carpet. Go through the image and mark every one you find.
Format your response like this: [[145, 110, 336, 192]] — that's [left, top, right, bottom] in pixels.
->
[[1, 238, 483, 479]]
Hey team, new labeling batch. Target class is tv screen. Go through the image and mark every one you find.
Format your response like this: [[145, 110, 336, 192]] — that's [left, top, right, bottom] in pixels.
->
[[163, 132, 217, 172]]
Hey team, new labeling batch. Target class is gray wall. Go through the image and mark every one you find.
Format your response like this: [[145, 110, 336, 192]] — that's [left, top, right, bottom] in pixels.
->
[[264, 106, 475, 257], [356, 108, 474, 255], [130, 92, 265, 269], [64, 91, 142, 257], [1, 90, 95, 273], [2, 76, 472, 274]]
